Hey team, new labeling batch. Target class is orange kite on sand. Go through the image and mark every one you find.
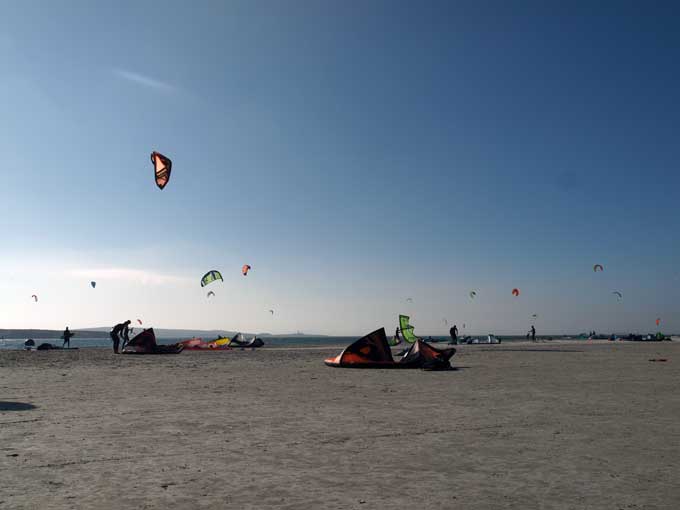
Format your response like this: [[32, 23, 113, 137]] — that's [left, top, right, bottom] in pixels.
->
[[325, 328, 455, 370]]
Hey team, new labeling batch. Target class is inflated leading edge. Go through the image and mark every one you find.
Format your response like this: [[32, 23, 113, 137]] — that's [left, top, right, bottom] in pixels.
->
[[325, 328, 455, 370]]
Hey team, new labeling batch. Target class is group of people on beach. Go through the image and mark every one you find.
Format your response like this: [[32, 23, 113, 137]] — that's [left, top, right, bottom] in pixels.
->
[[109, 320, 132, 353], [42, 321, 539, 352], [25, 323, 132, 352], [24, 327, 75, 350], [447, 324, 537, 344]]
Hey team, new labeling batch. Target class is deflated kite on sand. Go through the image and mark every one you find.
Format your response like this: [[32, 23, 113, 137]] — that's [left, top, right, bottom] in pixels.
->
[[325, 328, 455, 370], [122, 328, 183, 355], [229, 333, 265, 348], [179, 337, 231, 350]]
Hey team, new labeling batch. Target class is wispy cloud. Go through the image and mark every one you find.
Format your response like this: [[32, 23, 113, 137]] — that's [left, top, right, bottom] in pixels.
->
[[66, 267, 191, 286], [112, 68, 177, 93]]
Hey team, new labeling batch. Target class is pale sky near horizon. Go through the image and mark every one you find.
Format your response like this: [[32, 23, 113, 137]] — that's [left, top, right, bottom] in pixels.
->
[[1, 1, 679, 335]]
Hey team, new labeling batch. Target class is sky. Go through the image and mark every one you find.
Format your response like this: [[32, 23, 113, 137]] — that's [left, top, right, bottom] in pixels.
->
[[1, 1, 679, 335]]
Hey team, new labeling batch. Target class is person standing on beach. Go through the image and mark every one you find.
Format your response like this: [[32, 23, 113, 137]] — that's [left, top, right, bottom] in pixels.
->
[[62, 327, 74, 348], [110, 320, 131, 353], [449, 324, 458, 344], [530, 325, 536, 342]]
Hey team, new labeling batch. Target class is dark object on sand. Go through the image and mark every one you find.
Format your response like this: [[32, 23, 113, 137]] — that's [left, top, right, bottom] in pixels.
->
[[622, 333, 668, 342], [229, 333, 264, 349], [325, 328, 455, 370], [24, 339, 35, 350], [0, 402, 36, 411], [36, 343, 79, 351], [648, 359, 668, 362], [122, 328, 183, 355]]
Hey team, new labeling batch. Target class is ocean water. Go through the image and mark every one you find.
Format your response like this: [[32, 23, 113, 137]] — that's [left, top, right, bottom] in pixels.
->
[[0, 336, 359, 351], [0, 334, 577, 351]]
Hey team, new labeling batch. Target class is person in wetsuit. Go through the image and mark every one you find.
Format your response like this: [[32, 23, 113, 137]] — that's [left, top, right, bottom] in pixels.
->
[[62, 327, 74, 348], [110, 320, 131, 353], [530, 325, 536, 342], [449, 325, 458, 345]]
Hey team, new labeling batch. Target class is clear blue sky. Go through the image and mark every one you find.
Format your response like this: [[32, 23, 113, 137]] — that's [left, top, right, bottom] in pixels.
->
[[1, 1, 678, 335]]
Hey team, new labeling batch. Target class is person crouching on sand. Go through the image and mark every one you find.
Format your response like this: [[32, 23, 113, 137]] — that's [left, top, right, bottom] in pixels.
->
[[110, 320, 131, 353]]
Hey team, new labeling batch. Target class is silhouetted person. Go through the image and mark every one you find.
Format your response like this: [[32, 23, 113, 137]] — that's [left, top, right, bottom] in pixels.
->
[[110, 320, 131, 353], [531, 325, 536, 342], [121, 322, 132, 349], [62, 327, 74, 348], [449, 325, 458, 344]]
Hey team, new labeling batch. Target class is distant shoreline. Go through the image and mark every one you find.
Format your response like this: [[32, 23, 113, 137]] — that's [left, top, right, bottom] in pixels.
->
[[0, 328, 330, 340]]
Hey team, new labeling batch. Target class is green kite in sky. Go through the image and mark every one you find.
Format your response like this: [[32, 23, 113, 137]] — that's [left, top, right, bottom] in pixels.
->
[[200, 270, 223, 287]]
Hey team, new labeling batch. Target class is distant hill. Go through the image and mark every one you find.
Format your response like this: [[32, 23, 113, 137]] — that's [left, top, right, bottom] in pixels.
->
[[77, 327, 246, 339], [0, 329, 110, 340], [77, 327, 327, 339], [0, 327, 328, 340]]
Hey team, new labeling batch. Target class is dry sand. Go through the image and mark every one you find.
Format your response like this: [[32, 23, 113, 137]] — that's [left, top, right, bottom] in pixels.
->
[[1, 341, 679, 509]]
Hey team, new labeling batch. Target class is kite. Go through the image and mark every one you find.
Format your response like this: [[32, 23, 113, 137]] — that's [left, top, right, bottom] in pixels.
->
[[137, 319, 143, 325], [150, 151, 172, 190], [242, 264, 251, 276], [91, 281, 96, 289], [207, 291, 215, 298], [399, 315, 420, 344], [121, 328, 183, 354], [593, 264, 604, 272], [179, 337, 232, 351], [656, 318, 661, 326], [512, 288, 520, 297], [325, 328, 455, 369], [612, 291, 623, 300], [442, 318, 448, 326], [31, 295, 38, 302], [531, 314, 538, 319], [268, 309, 274, 315], [406, 297, 413, 303], [200, 270, 223, 287], [469, 291, 477, 300], [227, 333, 265, 349]]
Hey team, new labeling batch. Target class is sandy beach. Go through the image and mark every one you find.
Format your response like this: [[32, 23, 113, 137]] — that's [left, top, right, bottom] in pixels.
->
[[1, 341, 678, 509]]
